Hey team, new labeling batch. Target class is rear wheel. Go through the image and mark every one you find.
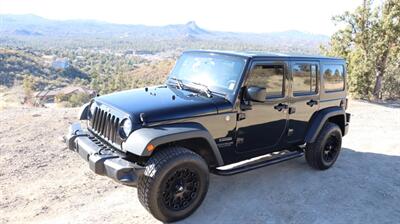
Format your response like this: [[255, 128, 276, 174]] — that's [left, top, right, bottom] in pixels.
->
[[305, 122, 342, 170], [137, 146, 209, 222]]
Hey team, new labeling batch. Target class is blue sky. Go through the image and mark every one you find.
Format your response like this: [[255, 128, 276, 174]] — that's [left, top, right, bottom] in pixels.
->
[[0, 0, 363, 35]]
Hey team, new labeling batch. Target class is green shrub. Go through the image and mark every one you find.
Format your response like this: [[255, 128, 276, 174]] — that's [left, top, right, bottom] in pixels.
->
[[66, 93, 91, 107], [56, 92, 91, 107]]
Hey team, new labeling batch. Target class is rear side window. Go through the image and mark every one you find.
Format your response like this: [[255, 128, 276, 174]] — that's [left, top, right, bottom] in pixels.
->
[[247, 64, 284, 98], [292, 64, 317, 96], [323, 65, 345, 92]]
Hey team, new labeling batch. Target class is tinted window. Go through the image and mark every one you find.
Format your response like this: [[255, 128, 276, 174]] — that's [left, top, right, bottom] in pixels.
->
[[292, 64, 317, 95], [247, 64, 284, 98], [323, 65, 345, 91]]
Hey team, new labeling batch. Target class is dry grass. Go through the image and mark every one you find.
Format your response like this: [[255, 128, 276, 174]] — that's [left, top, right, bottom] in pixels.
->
[[0, 86, 26, 110]]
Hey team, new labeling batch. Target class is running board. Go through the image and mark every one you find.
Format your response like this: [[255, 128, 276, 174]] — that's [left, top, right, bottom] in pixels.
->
[[211, 151, 304, 176]]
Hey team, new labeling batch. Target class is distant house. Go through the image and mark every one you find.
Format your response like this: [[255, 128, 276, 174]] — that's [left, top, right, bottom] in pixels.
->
[[42, 55, 56, 66], [52, 58, 70, 70], [135, 50, 154, 55], [124, 50, 134, 55], [34, 86, 96, 104]]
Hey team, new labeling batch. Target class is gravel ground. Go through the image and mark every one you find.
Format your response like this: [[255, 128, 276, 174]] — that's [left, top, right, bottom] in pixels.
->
[[0, 100, 399, 224]]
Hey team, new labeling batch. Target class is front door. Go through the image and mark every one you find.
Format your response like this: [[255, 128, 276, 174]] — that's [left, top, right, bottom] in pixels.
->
[[236, 61, 289, 153], [287, 61, 320, 144]]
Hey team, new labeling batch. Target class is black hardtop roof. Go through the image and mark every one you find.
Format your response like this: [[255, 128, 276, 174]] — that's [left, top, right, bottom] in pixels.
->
[[184, 50, 344, 61]]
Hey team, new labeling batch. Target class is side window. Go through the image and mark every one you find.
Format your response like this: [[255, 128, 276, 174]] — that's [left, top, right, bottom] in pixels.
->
[[247, 64, 284, 98], [323, 65, 345, 92], [292, 64, 317, 95]]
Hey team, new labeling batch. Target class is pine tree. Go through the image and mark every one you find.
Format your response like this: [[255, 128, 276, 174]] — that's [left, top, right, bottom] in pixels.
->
[[324, 0, 400, 99]]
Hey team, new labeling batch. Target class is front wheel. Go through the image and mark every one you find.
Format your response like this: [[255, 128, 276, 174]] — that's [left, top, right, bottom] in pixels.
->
[[137, 146, 209, 222], [305, 122, 342, 170]]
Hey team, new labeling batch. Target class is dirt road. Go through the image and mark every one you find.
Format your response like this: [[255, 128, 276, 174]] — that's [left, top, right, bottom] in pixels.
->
[[1, 100, 399, 224]]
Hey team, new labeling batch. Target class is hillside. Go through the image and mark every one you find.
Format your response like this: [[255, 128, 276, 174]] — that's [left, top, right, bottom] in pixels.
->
[[0, 47, 173, 102], [0, 48, 89, 88], [0, 14, 332, 106]]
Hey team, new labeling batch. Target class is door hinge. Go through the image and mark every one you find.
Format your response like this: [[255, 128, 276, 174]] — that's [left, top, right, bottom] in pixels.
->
[[287, 128, 294, 137], [288, 107, 296, 114], [236, 137, 244, 145], [237, 113, 246, 121]]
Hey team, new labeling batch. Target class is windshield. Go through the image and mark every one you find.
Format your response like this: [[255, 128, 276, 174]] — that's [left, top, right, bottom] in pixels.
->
[[168, 52, 247, 97]]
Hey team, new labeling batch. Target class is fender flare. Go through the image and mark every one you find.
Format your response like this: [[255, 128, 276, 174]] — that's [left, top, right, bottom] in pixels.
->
[[78, 103, 90, 120], [122, 122, 224, 166], [304, 107, 346, 143]]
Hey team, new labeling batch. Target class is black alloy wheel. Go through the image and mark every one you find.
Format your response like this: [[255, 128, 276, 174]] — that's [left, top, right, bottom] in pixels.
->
[[138, 146, 209, 222], [322, 135, 340, 163], [162, 168, 200, 211]]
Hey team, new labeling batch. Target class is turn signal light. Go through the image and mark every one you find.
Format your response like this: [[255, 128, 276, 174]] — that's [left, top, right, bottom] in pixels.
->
[[146, 144, 155, 152]]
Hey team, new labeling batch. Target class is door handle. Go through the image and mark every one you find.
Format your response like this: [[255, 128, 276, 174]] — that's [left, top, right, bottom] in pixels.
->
[[274, 103, 288, 112], [306, 100, 318, 107]]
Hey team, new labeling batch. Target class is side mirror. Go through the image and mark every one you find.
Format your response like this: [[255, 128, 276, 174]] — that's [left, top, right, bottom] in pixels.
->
[[245, 86, 267, 102]]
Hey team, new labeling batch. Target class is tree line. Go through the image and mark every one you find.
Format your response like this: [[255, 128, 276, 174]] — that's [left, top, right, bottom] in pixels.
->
[[323, 0, 400, 99]]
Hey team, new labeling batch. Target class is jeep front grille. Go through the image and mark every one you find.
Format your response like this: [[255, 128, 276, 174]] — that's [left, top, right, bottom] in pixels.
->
[[90, 107, 120, 144]]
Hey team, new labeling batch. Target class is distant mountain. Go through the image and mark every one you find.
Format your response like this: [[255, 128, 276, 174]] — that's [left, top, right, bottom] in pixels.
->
[[0, 14, 211, 39], [0, 14, 329, 53], [13, 29, 43, 36]]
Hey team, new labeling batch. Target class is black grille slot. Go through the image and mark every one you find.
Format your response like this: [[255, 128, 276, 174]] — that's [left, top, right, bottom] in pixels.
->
[[90, 107, 120, 144]]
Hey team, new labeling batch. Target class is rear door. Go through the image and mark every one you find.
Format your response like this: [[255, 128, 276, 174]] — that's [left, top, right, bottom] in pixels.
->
[[287, 61, 320, 144]]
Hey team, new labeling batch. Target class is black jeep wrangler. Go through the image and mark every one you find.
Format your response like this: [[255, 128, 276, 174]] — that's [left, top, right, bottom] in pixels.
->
[[66, 50, 350, 222]]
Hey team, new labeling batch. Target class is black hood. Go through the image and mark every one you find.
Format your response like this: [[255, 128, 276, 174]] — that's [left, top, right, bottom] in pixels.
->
[[95, 85, 232, 123]]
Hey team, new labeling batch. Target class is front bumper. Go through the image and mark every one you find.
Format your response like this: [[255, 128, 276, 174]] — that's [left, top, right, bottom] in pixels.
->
[[65, 122, 144, 186]]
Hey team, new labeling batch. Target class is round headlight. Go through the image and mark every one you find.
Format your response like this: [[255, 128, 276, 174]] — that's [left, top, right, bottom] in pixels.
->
[[89, 103, 96, 117], [121, 118, 132, 138]]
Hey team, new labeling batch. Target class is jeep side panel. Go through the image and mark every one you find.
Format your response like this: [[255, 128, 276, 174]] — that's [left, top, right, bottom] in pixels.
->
[[122, 110, 238, 167], [286, 60, 320, 144], [219, 57, 348, 165], [304, 106, 347, 143], [235, 59, 290, 153], [304, 59, 348, 143], [122, 122, 225, 166], [218, 57, 294, 165]]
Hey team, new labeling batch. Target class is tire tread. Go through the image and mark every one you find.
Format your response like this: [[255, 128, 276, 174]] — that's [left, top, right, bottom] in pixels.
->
[[137, 146, 206, 221], [305, 122, 341, 170]]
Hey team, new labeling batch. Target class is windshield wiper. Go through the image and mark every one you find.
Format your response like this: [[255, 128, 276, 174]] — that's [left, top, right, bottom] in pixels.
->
[[169, 77, 184, 89], [169, 77, 211, 97], [188, 81, 229, 100], [186, 81, 213, 98], [169, 77, 227, 99]]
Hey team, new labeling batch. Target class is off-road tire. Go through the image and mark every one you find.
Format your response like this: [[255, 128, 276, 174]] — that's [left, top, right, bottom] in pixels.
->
[[137, 146, 209, 222], [305, 122, 342, 170]]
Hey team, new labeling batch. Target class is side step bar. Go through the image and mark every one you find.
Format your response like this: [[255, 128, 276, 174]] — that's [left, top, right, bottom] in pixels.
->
[[211, 151, 304, 176]]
